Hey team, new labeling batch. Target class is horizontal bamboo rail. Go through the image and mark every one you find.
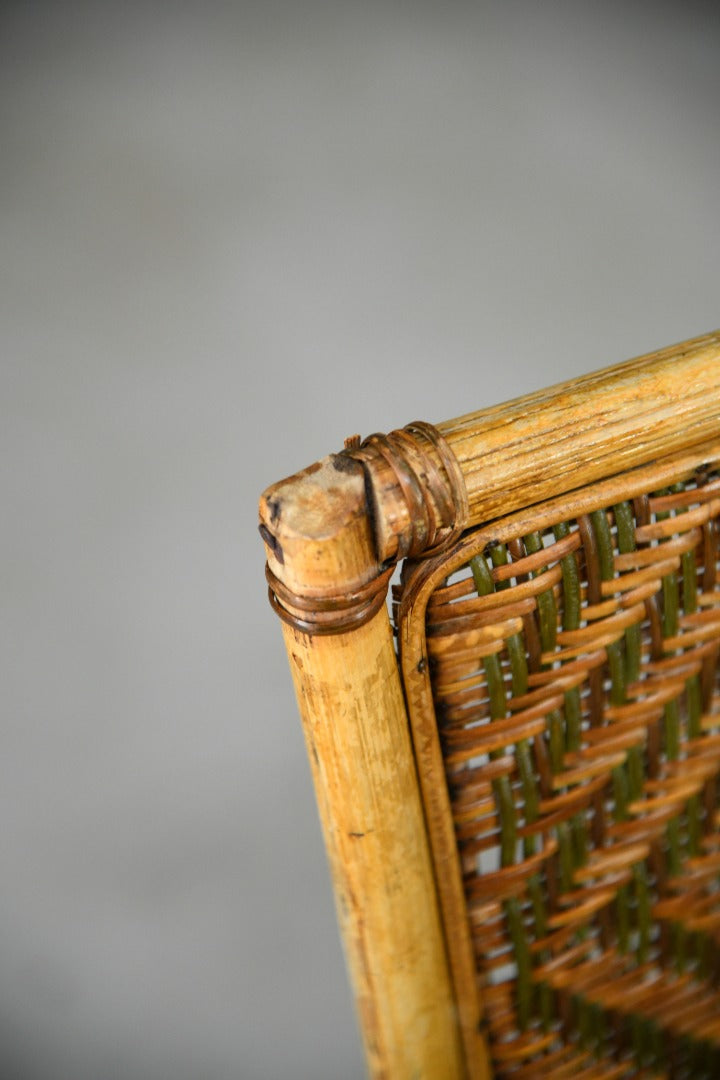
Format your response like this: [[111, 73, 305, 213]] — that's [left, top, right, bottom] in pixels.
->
[[439, 330, 720, 530]]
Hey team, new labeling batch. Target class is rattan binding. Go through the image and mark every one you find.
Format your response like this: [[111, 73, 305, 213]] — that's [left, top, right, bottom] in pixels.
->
[[266, 560, 395, 635], [346, 420, 469, 562]]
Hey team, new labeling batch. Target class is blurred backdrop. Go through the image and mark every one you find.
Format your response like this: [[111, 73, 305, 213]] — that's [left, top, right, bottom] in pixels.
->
[[1, 2, 719, 1077]]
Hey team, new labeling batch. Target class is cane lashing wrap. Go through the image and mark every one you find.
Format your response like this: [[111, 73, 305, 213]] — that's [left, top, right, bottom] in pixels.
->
[[348, 420, 469, 562], [266, 562, 395, 636]]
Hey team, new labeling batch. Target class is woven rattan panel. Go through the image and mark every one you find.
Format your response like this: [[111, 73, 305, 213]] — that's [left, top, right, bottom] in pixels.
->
[[397, 453, 720, 1080]]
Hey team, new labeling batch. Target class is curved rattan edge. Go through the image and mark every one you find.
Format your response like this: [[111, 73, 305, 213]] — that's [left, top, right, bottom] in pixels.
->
[[394, 435, 720, 1078]]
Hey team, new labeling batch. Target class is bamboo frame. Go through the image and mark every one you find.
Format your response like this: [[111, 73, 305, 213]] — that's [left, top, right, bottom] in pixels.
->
[[258, 331, 720, 1080], [259, 455, 469, 1077]]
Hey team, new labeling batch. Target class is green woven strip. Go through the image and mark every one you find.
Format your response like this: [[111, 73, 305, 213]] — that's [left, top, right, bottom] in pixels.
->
[[662, 569, 679, 638], [657, 482, 682, 627], [517, 739, 538, 860], [563, 684, 582, 754], [571, 812, 588, 868], [553, 521, 590, 872], [666, 814, 682, 878], [682, 543, 698, 615], [494, 776, 517, 868], [687, 792, 702, 857], [489, 542, 511, 589], [553, 521, 581, 631], [681, 517, 703, 740], [614, 501, 642, 683], [577, 995, 592, 1050], [627, 741, 644, 802], [613, 501, 646, 804], [557, 821, 574, 893], [612, 763, 630, 822], [470, 551, 494, 598], [506, 634, 529, 697], [616, 882, 630, 953], [490, 550, 533, 777], [672, 918, 688, 975], [589, 508, 615, 580], [654, 490, 683, 765], [471, 546, 553, 1029], [523, 530, 557, 652], [664, 697, 680, 761], [633, 861, 651, 964], [687, 673, 702, 740], [590, 502, 634, 961], [590, 509, 626, 706], [470, 553, 517, 867], [548, 709, 564, 773], [504, 895, 532, 1030]]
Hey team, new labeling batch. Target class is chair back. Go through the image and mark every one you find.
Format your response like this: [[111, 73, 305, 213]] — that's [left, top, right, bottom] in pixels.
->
[[260, 332, 720, 1079]]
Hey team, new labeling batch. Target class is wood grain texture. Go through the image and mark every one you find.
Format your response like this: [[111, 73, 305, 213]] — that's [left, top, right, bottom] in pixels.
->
[[281, 607, 467, 1080], [439, 331, 720, 529]]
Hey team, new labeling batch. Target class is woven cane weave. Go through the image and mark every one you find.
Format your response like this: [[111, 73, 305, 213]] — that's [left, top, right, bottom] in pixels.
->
[[396, 450, 720, 1079]]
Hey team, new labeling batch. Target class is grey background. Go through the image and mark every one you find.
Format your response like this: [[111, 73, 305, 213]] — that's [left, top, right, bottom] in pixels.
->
[[1, 2, 719, 1078]]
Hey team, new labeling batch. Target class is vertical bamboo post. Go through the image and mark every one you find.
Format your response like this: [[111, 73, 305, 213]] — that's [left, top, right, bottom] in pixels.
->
[[259, 454, 466, 1079]]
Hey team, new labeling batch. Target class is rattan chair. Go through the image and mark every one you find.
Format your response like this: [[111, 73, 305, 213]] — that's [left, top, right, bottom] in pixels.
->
[[259, 332, 720, 1079]]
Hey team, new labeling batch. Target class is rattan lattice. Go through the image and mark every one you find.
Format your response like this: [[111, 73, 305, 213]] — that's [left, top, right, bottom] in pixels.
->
[[397, 457, 720, 1079]]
